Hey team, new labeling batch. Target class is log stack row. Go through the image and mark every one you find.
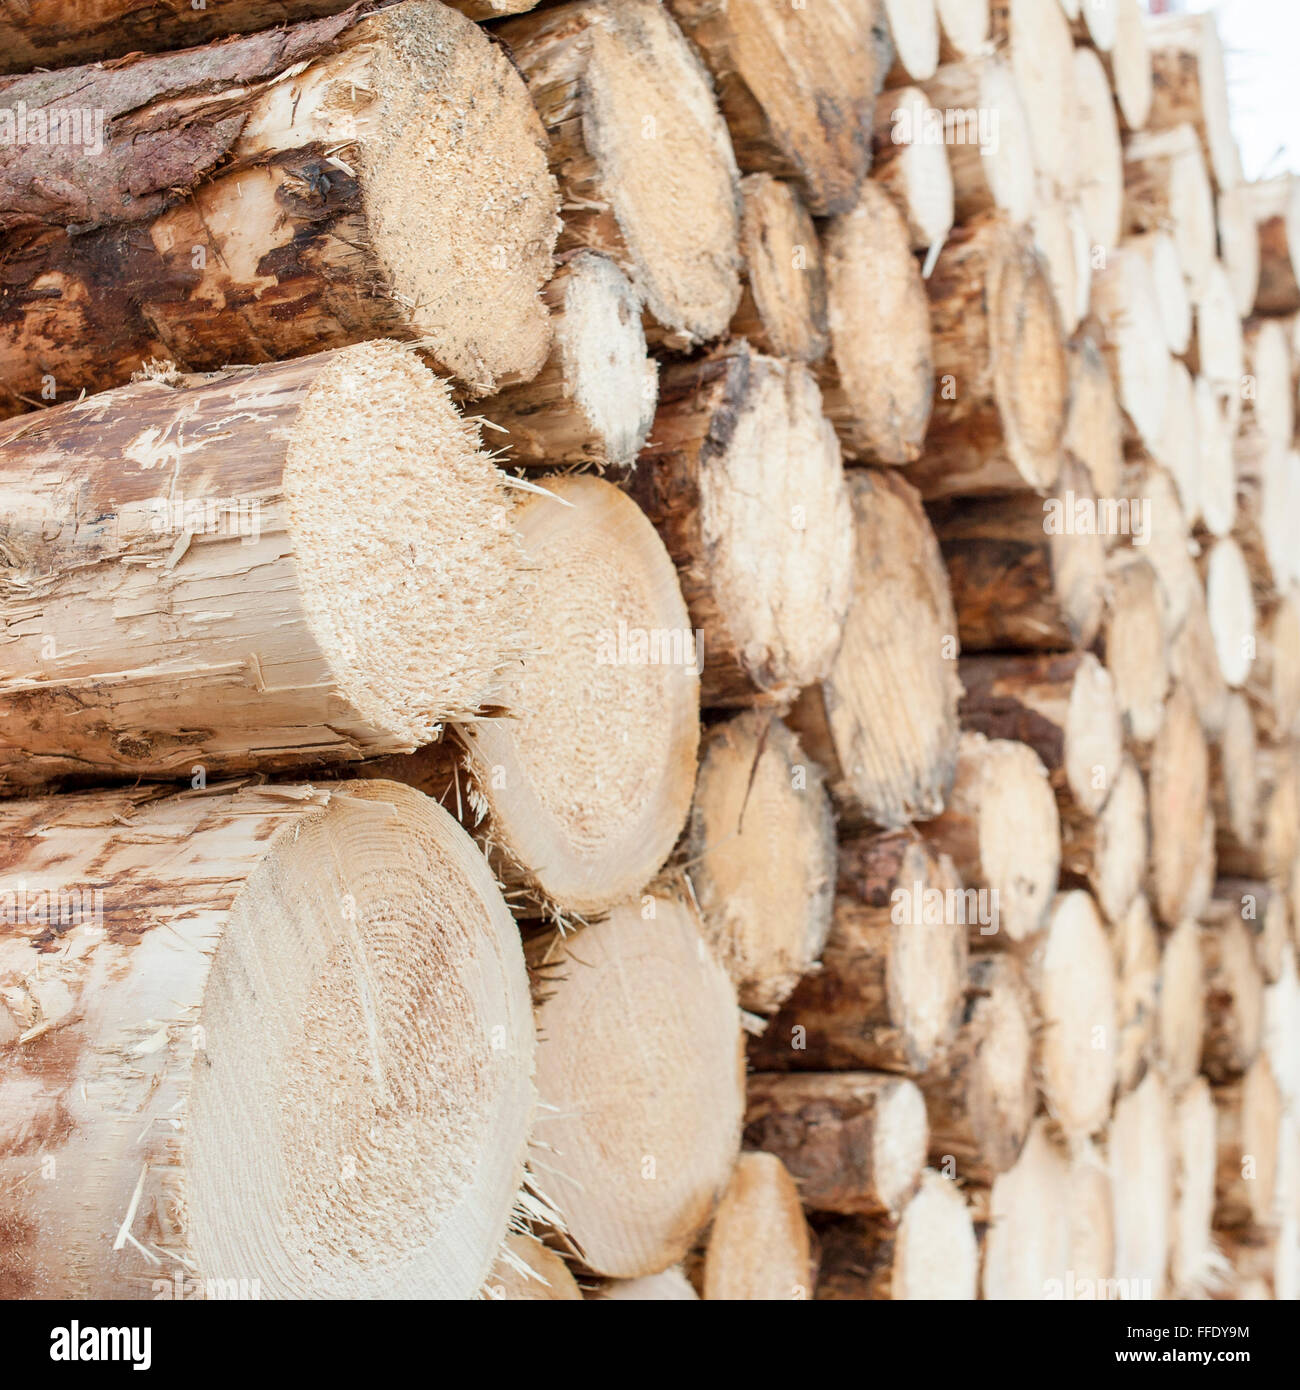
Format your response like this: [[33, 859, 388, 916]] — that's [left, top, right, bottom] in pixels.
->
[[0, 0, 1297, 1300]]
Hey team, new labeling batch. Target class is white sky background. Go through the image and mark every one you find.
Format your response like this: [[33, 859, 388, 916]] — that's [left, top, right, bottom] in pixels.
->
[[1159, 0, 1300, 178]]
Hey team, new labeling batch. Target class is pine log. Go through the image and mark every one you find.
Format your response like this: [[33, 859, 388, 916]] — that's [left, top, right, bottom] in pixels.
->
[[1169, 581, 1231, 737], [0, 343, 528, 792], [958, 651, 1124, 821], [1060, 753, 1148, 927], [908, 216, 1069, 498], [935, 0, 989, 61], [1065, 330, 1124, 501], [1031, 196, 1092, 337], [881, 0, 938, 86], [1110, 1071, 1174, 1300], [1171, 1078, 1224, 1297], [748, 830, 968, 1074], [1247, 593, 1300, 742], [1145, 684, 1211, 927], [813, 1170, 978, 1300], [1157, 359, 1202, 525], [1201, 538, 1257, 690], [917, 731, 1061, 945], [1128, 464, 1200, 637], [684, 712, 837, 1015], [1211, 693, 1260, 868], [1216, 744, 1300, 885], [1065, 1143, 1116, 1298], [0, 2, 559, 412], [1189, 261, 1246, 401], [974, 1119, 1070, 1300], [1195, 374, 1239, 539], [666, 0, 891, 217], [1263, 950, 1300, 1108], [1104, 0, 1153, 134], [485, 1236, 584, 1302], [0, 780, 535, 1299], [1242, 318, 1295, 448], [1219, 185, 1262, 318], [1126, 230, 1192, 356], [1144, 10, 1243, 193], [729, 174, 830, 363], [701, 1152, 813, 1300], [475, 251, 657, 468], [1100, 556, 1170, 749], [423, 476, 698, 917], [787, 470, 961, 830], [1214, 1053, 1282, 1229], [930, 457, 1106, 650], [989, 0, 1077, 196], [529, 892, 744, 1278], [1249, 176, 1300, 318], [1112, 893, 1160, 1094], [1201, 899, 1266, 1084], [871, 88, 955, 252], [920, 955, 1035, 1184], [1063, 0, 1116, 49], [1235, 432, 1300, 599], [920, 57, 1036, 226], [500, 0, 742, 350], [596, 1268, 699, 1300], [1029, 891, 1118, 1141], [815, 182, 934, 464], [743, 1073, 927, 1216], [1074, 46, 1125, 256], [632, 344, 854, 707], [1092, 246, 1172, 455], [1159, 917, 1206, 1095], [1214, 880, 1291, 989]]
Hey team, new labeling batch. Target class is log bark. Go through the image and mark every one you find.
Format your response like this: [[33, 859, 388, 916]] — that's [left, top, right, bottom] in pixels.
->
[[1112, 893, 1160, 1094], [701, 1152, 814, 1300], [957, 651, 1124, 822], [1214, 1053, 1282, 1229], [0, 2, 559, 413], [917, 731, 1061, 945], [1146, 683, 1211, 927], [815, 182, 934, 464], [1159, 917, 1206, 1096], [907, 216, 1069, 499], [1104, 0, 1153, 134], [748, 830, 968, 1074], [500, 0, 742, 350], [631, 343, 854, 707], [787, 470, 961, 830], [0, 780, 535, 1299], [665, 0, 891, 217], [743, 1073, 927, 1216], [1099, 555, 1170, 749], [475, 251, 658, 468], [0, 342, 527, 793], [989, 0, 1076, 196], [813, 1170, 978, 1299], [1201, 899, 1266, 1084], [528, 892, 744, 1278], [684, 712, 837, 1016], [870, 87, 955, 252], [930, 457, 1107, 651], [729, 174, 830, 363], [920, 954, 1035, 1184], [1249, 176, 1300, 318], [1060, 753, 1148, 927]]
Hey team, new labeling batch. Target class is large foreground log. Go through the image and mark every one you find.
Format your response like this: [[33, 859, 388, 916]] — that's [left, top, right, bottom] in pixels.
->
[[0, 343, 525, 792], [0, 2, 559, 412], [501, 0, 741, 349], [0, 781, 534, 1299], [529, 893, 744, 1278], [788, 469, 961, 830]]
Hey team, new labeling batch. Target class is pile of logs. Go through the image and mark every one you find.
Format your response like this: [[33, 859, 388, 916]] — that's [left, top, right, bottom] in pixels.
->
[[0, 0, 1298, 1302]]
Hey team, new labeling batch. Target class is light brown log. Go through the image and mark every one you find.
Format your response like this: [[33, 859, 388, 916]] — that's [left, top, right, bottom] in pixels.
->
[[1189, 261, 1246, 404], [749, 829, 968, 1074], [813, 1170, 978, 1300], [908, 216, 1068, 498], [957, 651, 1124, 822], [485, 1236, 584, 1302], [1216, 744, 1300, 885], [989, 0, 1076, 196], [1074, 46, 1125, 256], [920, 955, 1035, 1184], [871, 88, 955, 252], [1156, 359, 1202, 525], [1214, 879, 1292, 989], [1214, 1053, 1282, 1230], [1201, 898, 1266, 1084], [529, 892, 744, 1278], [1249, 176, 1300, 317], [917, 731, 1060, 944], [448, 475, 700, 916], [1112, 893, 1160, 1094], [1125, 230, 1192, 356], [743, 1073, 927, 1216], [975, 1119, 1071, 1301], [1128, 463, 1201, 638], [500, 0, 742, 350], [1028, 890, 1118, 1141], [1201, 538, 1257, 691], [919, 57, 1036, 226], [1242, 318, 1296, 448], [935, 0, 989, 61], [1092, 246, 1172, 456], [0, 780, 535, 1299], [1060, 753, 1148, 927], [930, 457, 1106, 651], [701, 1152, 813, 1300], [1247, 594, 1300, 742], [1031, 196, 1092, 337], [1219, 185, 1263, 318], [1196, 374, 1240, 539], [1235, 432, 1300, 599], [1172, 1078, 1226, 1297], [1144, 10, 1243, 193], [1211, 693, 1260, 870], [684, 712, 837, 1015], [1169, 581, 1231, 738], [1263, 949, 1300, 1110], [881, 0, 938, 86], [729, 174, 830, 363], [1158, 916, 1206, 1096], [1110, 1071, 1174, 1300], [1065, 330, 1124, 501], [666, 0, 891, 217], [1145, 683, 1211, 927], [596, 1268, 699, 1300], [0, 2, 559, 413], [787, 469, 961, 830], [475, 251, 657, 467], [1105, 0, 1153, 134], [632, 343, 853, 707], [1061, 1144, 1116, 1300], [1099, 555, 1170, 749], [815, 182, 934, 464], [0, 343, 527, 792]]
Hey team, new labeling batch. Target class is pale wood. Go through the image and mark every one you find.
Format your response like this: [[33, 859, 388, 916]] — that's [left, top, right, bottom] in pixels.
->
[[1099, 555, 1170, 750], [871, 87, 955, 252], [1249, 176, 1300, 317], [1060, 753, 1148, 927], [1110, 1071, 1174, 1300], [1201, 897, 1266, 1083], [1065, 330, 1124, 501], [882, 0, 938, 86], [1235, 433, 1300, 598], [1213, 879, 1292, 989], [1125, 230, 1192, 356], [1242, 318, 1296, 448], [975, 1119, 1070, 1300], [1172, 1078, 1225, 1297], [1112, 893, 1160, 1095], [989, 0, 1076, 196], [1247, 593, 1300, 743], [1214, 1053, 1282, 1229], [1219, 185, 1262, 317], [1092, 245, 1172, 456], [1216, 744, 1300, 885], [1210, 693, 1260, 870], [1104, 0, 1153, 134], [1169, 579, 1231, 738], [1146, 683, 1211, 928], [701, 1153, 813, 1300], [596, 1268, 699, 1300], [1074, 46, 1125, 255], [935, 0, 989, 60], [1159, 917, 1206, 1096], [485, 1236, 584, 1301]]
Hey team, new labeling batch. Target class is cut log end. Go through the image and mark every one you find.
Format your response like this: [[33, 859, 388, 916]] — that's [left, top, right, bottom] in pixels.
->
[[702, 1152, 813, 1300]]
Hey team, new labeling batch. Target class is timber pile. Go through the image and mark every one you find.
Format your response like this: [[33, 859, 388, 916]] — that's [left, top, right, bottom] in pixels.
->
[[0, 0, 1297, 1304]]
